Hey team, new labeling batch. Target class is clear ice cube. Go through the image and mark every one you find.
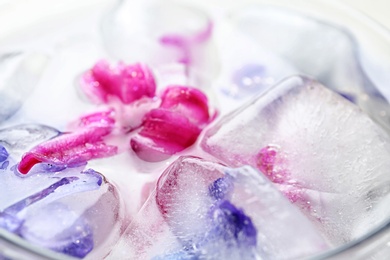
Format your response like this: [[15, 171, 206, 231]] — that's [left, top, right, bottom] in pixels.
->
[[213, 22, 297, 111], [101, 0, 218, 89], [201, 75, 390, 245], [0, 145, 126, 259], [229, 6, 390, 131], [0, 124, 60, 159], [107, 156, 328, 259]]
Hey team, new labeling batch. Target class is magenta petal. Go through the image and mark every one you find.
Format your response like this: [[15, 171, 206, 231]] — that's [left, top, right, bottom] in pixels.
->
[[130, 86, 213, 162], [118, 63, 156, 104], [81, 60, 156, 105], [18, 127, 118, 174], [130, 135, 172, 162], [131, 109, 201, 162], [141, 109, 201, 146], [81, 61, 112, 103], [160, 86, 210, 126]]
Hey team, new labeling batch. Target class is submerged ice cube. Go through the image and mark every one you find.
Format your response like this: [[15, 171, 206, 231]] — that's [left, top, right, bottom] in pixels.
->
[[0, 145, 125, 258], [230, 6, 390, 130], [201, 75, 390, 245], [229, 7, 362, 93], [107, 156, 328, 259], [101, 0, 218, 88], [213, 23, 297, 110], [20, 202, 94, 258], [0, 124, 60, 159]]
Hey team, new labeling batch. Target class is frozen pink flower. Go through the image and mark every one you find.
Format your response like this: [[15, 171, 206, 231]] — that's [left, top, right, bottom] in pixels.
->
[[131, 86, 213, 162], [255, 145, 289, 184], [81, 60, 156, 104]]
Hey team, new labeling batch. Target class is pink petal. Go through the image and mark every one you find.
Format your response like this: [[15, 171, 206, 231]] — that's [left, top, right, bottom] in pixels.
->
[[18, 127, 117, 174], [131, 109, 201, 162], [160, 86, 210, 126], [130, 86, 214, 162], [80, 60, 156, 105]]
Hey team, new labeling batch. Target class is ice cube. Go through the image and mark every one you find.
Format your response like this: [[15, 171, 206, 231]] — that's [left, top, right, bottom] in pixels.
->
[[0, 124, 60, 159], [101, 0, 218, 88], [0, 146, 126, 258], [107, 156, 328, 259], [17, 122, 117, 174], [19, 202, 94, 258], [0, 52, 49, 123], [201, 75, 390, 245], [213, 22, 297, 111], [230, 6, 390, 131]]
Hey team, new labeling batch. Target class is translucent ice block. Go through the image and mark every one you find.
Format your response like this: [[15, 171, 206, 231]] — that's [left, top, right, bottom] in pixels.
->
[[107, 156, 328, 259], [214, 22, 297, 109], [201, 75, 390, 245], [229, 6, 390, 130], [101, 0, 218, 88], [0, 145, 126, 259], [0, 124, 60, 159]]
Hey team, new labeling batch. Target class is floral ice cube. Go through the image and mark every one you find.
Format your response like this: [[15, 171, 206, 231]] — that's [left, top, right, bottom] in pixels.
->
[[107, 156, 328, 259], [0, 146, 126, 258], [201, 75, 390, 245]]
